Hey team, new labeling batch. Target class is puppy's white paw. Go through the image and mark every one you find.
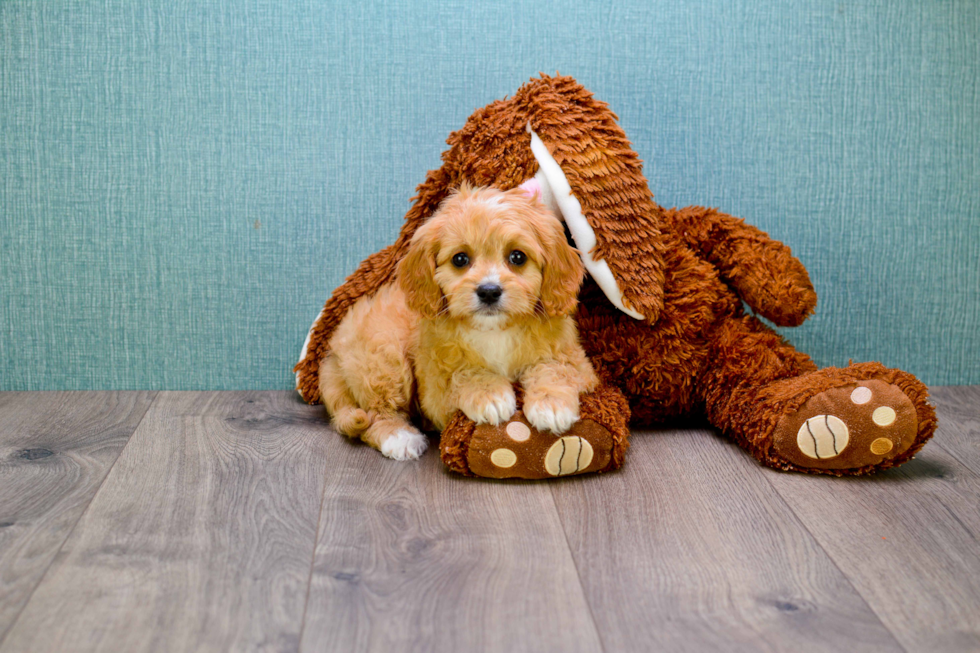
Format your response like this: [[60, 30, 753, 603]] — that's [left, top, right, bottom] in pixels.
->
[[380, 428, 428, 461], [525, 397, 579, 434], [462, 388, 517, 426]]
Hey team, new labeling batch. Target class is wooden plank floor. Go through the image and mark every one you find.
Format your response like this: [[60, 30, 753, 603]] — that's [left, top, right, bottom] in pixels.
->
[[0, 387, 977, 652]]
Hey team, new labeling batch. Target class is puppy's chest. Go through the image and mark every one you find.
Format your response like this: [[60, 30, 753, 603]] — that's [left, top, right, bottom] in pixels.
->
[[461, 327, 525, 378]]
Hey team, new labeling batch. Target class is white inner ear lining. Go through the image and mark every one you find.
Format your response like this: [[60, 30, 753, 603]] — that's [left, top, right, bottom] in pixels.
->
[[526, 125, 644, 321], [296, 306, 325, 395]]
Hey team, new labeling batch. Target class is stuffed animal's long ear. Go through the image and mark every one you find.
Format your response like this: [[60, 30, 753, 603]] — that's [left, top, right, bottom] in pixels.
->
[[540, 217, 585, 317], [523, 75, 668, 323], [396, 221, 443, 318]]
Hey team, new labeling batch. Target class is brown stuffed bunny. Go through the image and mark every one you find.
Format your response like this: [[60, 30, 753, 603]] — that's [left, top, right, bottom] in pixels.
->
[[296, 74, 936, 479]]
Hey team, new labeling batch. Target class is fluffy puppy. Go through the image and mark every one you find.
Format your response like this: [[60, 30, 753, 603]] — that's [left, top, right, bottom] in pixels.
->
[[402, 185, 598, 437], [319, 184, 597, 460]]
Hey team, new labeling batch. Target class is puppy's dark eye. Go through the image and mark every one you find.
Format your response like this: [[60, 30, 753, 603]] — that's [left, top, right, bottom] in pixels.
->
[[451, 252, 470, 268], [508, 250, 527, 266]]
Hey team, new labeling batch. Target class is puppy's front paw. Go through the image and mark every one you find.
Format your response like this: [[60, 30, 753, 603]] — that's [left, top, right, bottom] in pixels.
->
[[525, 396, 579, 434], [461, 387, 517, 426], [380, 428, 428, 461]]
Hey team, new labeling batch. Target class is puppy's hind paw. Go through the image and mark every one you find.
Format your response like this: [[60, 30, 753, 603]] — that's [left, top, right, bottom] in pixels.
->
[[380, 428, 429, 461]]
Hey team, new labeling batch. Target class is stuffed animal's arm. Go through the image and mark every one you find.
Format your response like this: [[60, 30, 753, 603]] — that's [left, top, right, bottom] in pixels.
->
[[664, 207, 817, 327]]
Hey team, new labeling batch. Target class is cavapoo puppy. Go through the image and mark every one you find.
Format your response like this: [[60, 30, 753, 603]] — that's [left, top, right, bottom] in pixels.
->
[[319, 184, 598, 460]]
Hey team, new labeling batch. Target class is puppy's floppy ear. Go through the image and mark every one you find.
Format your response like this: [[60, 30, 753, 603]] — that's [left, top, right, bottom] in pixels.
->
[[397, 220, 443, 318], [539, 216, 585, 317]]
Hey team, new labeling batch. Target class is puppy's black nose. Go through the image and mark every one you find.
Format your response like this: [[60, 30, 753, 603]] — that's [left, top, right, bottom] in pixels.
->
[[476, 283, 503, 305]]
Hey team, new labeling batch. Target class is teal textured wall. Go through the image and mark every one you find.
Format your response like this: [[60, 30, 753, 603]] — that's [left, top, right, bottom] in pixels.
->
[[2, 0, 978, 390]]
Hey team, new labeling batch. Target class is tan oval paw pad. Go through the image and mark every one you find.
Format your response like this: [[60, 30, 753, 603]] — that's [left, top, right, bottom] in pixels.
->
[[490, 448, 517, 468], [872, 406, 896, 427], [796, 415, 849, 459], [545, 436, 594, 476], [870, 438, 894, 455], [506, 421, 531, 441], [850, 387, 872, 404]]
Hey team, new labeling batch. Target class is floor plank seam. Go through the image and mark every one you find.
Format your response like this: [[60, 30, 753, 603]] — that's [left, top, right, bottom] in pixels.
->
[[548, 485, 607, 653], [297, 449, 331, 653], [0, 391, 160, 652], [757, 469, 911, 653]]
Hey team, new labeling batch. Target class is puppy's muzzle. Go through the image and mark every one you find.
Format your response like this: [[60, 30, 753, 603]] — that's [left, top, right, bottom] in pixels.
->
[[476, 283, 503, 306]]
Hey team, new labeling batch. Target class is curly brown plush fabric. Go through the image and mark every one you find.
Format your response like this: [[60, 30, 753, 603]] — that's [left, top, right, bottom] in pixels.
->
[[297, 74, 936, 478]]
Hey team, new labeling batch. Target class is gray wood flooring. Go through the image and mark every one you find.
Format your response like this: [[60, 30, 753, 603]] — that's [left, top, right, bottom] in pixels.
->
[[0, 387, 977, 653]]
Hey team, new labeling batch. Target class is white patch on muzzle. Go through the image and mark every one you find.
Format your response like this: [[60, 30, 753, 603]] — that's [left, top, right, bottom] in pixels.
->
[[526, 125, 644, 320]]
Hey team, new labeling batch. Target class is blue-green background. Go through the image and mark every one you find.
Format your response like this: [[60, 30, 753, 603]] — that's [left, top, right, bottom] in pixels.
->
[[2, 0, 978, 390]]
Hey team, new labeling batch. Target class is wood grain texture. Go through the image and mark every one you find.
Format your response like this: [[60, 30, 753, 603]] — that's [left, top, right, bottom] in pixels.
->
[[763, 394, 980, 652], [302, 426, 602, 653], [551, 429, 902, 653], [2, 389, 978, 652], [930, 386, 980, 477], [0, 392, 329, 653], [0, 391, 155, 643]]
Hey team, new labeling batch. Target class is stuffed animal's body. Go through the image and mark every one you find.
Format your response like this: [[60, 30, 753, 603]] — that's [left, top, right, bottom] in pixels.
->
[[296, 75, 936, 479]]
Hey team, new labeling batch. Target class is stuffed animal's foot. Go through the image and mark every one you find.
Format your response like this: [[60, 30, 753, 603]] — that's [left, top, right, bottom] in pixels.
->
[[469, 411, 611, 478], [763, 365, 936, 475], [772, 380, 916, 470], [440, 385, 631, 479]]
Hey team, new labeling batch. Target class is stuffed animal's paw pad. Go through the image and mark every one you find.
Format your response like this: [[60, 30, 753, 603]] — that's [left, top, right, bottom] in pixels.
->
[[795, 414, 849, 460], [544, 436, 594, 476]]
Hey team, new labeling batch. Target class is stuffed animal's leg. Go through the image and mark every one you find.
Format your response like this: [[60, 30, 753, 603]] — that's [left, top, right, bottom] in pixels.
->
[[700, 315, 936, 475]]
